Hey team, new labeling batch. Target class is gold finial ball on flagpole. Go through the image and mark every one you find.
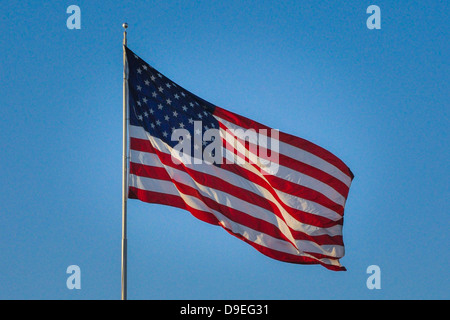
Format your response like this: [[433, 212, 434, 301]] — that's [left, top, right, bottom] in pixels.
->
[[122, 23, 128, 30]]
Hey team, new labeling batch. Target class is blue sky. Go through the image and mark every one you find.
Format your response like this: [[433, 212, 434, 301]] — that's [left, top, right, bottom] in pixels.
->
[[0, 1, 448, 299]]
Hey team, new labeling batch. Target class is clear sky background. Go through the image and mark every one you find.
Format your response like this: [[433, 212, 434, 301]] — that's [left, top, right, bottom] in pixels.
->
[[0, 1, 448, 300]]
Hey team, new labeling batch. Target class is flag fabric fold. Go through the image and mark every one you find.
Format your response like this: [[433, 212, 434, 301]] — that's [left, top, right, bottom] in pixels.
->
[[125, 46, 354, 271]]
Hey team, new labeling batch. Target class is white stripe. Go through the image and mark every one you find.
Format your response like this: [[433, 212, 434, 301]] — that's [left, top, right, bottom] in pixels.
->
[[131, 148, 343, 230], [130, 126, 342, 220], [129, 174, 344, 259], [130, 150, 343, 240], [215, 115, 352, 187], [219, 127, 346, 206], [129, 129, 345, 228]]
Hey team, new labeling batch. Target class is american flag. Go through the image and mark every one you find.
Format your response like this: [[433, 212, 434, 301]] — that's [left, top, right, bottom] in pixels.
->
[[125, 46, 354, 271]]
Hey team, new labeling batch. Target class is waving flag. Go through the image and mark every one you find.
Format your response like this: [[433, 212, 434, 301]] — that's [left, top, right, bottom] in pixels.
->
[[125, 46, 354, 271]]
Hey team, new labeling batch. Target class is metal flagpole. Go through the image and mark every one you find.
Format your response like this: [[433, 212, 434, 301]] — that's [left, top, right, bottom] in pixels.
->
[[121, 22, 129, 301]]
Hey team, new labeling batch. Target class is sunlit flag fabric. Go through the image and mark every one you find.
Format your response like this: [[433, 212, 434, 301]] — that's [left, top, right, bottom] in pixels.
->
[[125, 46, 354, 271]]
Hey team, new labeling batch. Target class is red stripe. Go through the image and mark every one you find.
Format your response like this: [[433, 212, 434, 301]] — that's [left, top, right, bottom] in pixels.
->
[[265, 174, 344, 216], [128, 186, 220, 226], [131, 137, 344, 227], [133, 161, 343, 245], [129, 143, 344, 248], [221, 135, 346, 216], [130, 161, 343, 248], [220, 123, 350, 199], [218, 154, 345, 222], [130, 164, 295, 244], [214, 106, 354, 181], [223, 227, 346, 271], [130, 186, 345, 271]]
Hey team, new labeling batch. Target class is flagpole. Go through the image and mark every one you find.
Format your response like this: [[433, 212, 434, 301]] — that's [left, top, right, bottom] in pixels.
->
[[121, 22, 129, 301]]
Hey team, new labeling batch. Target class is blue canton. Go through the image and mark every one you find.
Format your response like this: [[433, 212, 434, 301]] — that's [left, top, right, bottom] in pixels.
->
[[126, 46, 219, 160]]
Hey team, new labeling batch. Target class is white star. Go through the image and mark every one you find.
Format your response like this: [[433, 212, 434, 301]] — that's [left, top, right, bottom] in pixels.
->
[[164, 115, 170, 121], [150, 123, 155, 129], [162, 131, 168, 137], [137, 101, 141, 106], [152, 91, 158, 98], [156, 120, 161, 126], [136, 85, 142, 91], [188, 118, 194, 124], [158, 104, 163, 110], [195, 128, 201, 135], [179, 122, 185, 128], [158, 86, 164, 92], [197, 113, 203, 119], [137, 68, 142, 74], [157, 73, 162, 78], [142, 65, 148, 70], [181, 92, 186, 97], [144, 80, 150, 86], [144, 111, 149, 117], [166, 98, 172, 105], [166, 83, 172, 88], [151, 75, 156, 81], [174, 94, 180, 99], [172, 111, 178, 117], [194, 144, 200, 150], [149, 108, 154, 114], [189, 102, 194, 107], [143, 97, 148, 104], [182, 105, 188, 112], [138, 115, 143, 121]]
